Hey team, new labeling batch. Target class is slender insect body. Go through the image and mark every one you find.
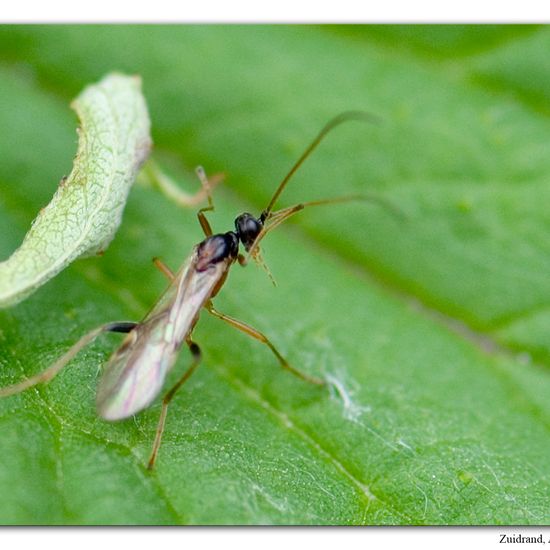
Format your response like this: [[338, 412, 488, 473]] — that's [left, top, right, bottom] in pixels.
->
[[97, 243, 233, 420], [1, 111, 397, 469]]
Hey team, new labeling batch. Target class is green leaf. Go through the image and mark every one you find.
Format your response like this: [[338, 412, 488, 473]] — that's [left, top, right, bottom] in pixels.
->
[[0, 73, 151, 307], [1, 25, 550, 525]]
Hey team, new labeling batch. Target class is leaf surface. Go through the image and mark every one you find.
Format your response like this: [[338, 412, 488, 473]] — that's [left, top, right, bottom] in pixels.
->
[[0, 25, 549, 525]]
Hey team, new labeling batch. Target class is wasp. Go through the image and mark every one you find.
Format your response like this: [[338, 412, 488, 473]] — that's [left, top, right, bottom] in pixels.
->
[[0, 111, 398, 469]]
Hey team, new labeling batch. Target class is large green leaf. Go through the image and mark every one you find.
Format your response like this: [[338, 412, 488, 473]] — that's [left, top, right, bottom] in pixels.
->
[[1, 25, 550, 525]]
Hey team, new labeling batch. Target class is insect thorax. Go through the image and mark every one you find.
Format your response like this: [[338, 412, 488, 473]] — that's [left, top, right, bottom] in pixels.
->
[[196, 233, 239, 271]]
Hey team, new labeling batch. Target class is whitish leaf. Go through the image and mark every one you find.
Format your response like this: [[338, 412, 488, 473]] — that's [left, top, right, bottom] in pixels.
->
[[0, 73, 151, 307]]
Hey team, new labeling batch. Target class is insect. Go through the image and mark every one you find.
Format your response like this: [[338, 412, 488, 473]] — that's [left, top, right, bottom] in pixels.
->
[[0, 111, 399, 470]]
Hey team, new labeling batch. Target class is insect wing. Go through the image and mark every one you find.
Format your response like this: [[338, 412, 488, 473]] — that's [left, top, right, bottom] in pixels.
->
[[96, 249, 227, 420]]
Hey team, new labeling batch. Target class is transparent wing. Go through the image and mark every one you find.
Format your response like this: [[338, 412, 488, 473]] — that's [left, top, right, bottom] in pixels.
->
[[96, 248, 228, 420]]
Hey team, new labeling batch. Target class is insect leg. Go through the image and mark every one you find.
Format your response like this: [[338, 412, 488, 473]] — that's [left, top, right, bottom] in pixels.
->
[[0, 321, 138, 397], [195, 166, 216, 237], [205, 301, 324, 385], [152, 257, 176, 281], [147, 338, 202, 470], [140, 159, 224, 208], [105, 322, 139, 333]]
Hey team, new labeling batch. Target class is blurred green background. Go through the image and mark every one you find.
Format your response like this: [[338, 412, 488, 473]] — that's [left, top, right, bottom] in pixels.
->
[[0, 25, 550, 525]]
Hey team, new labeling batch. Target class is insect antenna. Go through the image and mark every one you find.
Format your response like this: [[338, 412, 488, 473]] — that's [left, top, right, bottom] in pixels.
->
[[246, 193, 405, 264], [243, 111, 404, 266], [259, 110, 381, 222]]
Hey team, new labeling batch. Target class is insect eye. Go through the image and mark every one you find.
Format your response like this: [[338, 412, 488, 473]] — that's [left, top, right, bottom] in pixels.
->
[[234, 213, 262, 250]]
